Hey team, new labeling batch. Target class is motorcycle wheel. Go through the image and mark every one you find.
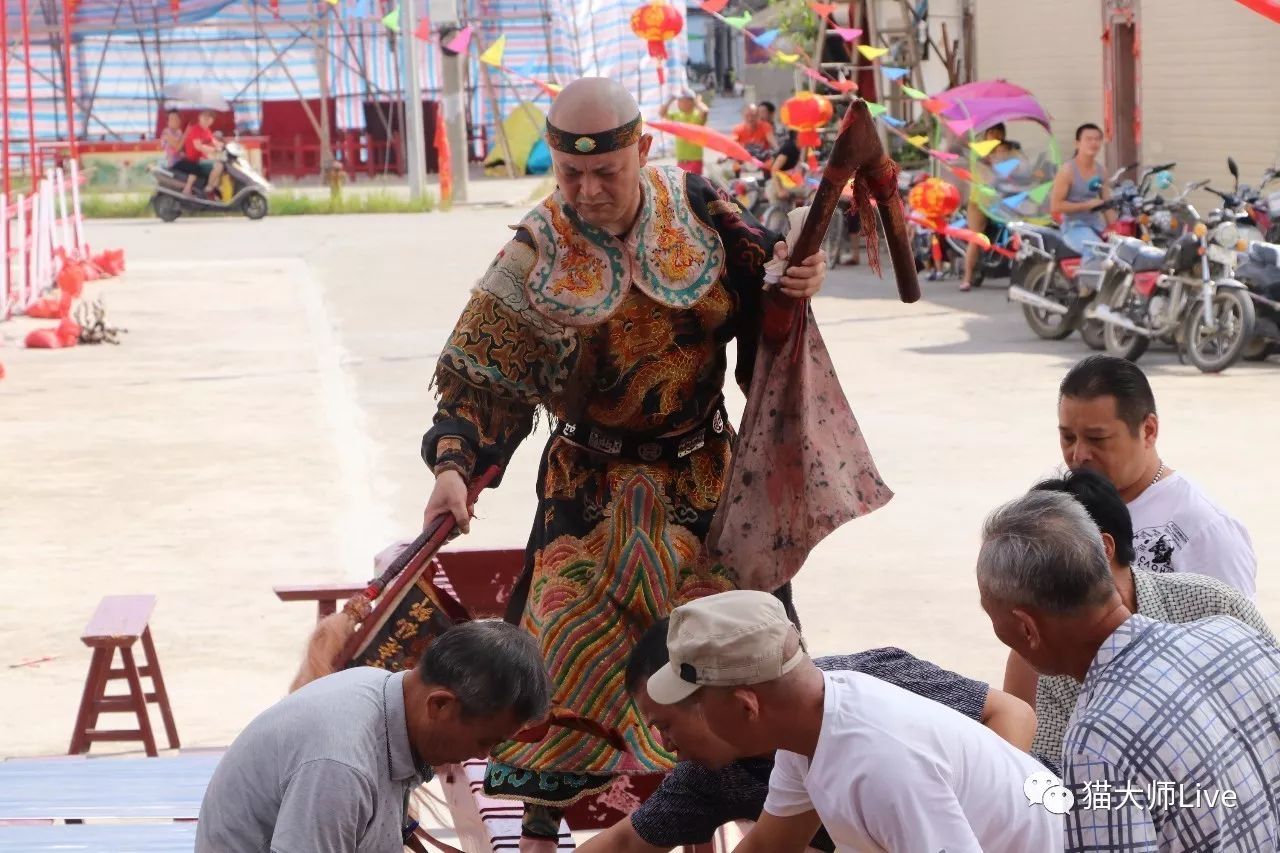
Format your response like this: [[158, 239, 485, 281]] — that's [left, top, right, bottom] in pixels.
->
[[1021, 266, 1076, 340], [1080, 319, 1106, 351], [152, 193, 181, 223], [981, 254, 1011, 283], [1182, 289, 1256, 373], [241, 191, 269, 221], [1102, 286, 1150, 362]]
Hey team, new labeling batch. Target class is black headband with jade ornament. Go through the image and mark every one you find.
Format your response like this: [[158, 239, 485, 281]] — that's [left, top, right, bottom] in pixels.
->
[[545, 114, 643, 155]]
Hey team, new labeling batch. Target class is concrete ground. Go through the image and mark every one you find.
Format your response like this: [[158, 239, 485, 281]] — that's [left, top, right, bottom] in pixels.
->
[[2, 200, 1277, 772]]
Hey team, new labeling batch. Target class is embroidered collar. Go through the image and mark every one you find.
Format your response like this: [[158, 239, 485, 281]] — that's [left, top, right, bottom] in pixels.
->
[[518, 165, 725, 326]]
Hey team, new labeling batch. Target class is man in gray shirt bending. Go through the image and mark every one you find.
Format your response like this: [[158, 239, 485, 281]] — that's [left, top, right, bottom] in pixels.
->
[[197, 621, 551, 852]]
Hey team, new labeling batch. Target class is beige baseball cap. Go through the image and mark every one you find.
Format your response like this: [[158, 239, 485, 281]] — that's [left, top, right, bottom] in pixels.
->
[[647, 590, 804, 706]]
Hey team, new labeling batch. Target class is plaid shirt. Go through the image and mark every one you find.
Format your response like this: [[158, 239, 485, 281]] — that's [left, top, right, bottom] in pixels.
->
[[1034, 568, 1276, 773], [1064, 613, 1280, 852]]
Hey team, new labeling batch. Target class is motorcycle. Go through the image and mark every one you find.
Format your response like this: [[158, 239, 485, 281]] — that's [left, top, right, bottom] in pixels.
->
[[1005, 162, 1171, 343], [1203, 157, 1268, 246], [1235, 239, 1280, 361], [149, 140, 271, 222], [1234, 160, 1279, 244], [1092, 187, 1256, 373]]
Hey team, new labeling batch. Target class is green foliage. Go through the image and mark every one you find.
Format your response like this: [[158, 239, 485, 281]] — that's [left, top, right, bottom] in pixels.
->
[[80, 194, 151, 218], [78, 189, 437, 219], [270, 189, 436, 215], [768, 0, 819, 48]]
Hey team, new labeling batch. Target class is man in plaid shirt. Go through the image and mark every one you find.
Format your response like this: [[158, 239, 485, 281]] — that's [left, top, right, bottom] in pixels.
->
[[979, 489, 1280, 852]]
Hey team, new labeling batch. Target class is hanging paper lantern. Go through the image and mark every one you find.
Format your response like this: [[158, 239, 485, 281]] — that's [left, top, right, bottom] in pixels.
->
[[630, 0, 684, 82], [780, 92, 834, 148], [907, 177, 961, 231]]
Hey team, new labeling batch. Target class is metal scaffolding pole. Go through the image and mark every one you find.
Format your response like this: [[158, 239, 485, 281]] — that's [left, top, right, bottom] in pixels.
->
[[399, 0, 428, 200]]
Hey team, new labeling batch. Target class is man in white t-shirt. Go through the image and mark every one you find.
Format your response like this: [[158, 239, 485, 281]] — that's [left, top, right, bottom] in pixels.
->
[[646, 590, 1063, 853], [1057, 355, 1256, 597]]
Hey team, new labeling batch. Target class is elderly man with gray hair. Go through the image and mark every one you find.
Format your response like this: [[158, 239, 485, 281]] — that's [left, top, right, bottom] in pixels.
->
[[977, 490, 1280, 852], [196, 621, 551, 853]]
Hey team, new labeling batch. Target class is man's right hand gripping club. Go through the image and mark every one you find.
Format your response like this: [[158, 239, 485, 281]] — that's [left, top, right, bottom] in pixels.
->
[[423, 468, 473, 534]]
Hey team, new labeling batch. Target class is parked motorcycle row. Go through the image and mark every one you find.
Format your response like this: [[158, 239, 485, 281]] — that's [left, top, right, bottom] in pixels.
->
[[921, 157, 1279, 374], [717, 149, 1280, 374]]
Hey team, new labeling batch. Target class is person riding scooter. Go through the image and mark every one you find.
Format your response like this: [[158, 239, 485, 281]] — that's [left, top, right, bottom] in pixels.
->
[[172, 110, 225, 198]]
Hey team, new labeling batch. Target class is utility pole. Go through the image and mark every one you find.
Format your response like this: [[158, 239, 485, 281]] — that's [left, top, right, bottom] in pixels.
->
[[400, 0, 429, 201], [432, 0, 469, 202]]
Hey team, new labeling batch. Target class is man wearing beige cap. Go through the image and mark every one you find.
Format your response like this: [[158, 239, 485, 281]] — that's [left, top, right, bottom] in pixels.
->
[[649, 590, 1063, 852]]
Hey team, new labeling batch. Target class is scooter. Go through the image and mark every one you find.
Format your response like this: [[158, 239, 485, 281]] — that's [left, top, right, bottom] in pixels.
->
[[149, 140, 272, 222]]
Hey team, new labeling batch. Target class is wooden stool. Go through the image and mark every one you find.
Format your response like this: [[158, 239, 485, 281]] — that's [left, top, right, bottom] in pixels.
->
[[68, 595, 180, 758]]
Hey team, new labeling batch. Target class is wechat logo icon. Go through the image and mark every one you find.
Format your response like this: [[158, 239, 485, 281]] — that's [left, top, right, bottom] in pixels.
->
[[1024, 771, 1074, 815]]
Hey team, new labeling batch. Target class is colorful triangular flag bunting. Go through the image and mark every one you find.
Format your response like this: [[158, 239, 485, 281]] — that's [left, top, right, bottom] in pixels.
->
[[1003, 191, 1029, 208], [809, 1, 837, 16], [1028, 181, 1055, 204], [754, 28, 779, 47], [480, 34, 506, 66], [970, 138, 1000, 157], [882, 115, 905, 127], [699, 0, 728, 11], [857, 44, 888, 60], [448, 26, 475, 53], [993, 159, 1019, 178], [723, 11, 751, 27], [775, 52, 800, 64], [832, 26, 862, 41], [381, 5, 400, 32], [907, 135, 928, 148], [900, 85, 927, 100], [865, 101, 888, 117], [880, 66, 909, 81]]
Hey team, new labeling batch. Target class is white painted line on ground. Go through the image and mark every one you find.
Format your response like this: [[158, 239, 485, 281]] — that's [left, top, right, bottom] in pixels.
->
[[291, 257, 398, 573]]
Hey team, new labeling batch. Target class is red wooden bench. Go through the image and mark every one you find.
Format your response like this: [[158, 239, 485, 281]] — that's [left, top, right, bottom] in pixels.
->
[[68, 595, 180, 758], [273, 582, 368, 621]]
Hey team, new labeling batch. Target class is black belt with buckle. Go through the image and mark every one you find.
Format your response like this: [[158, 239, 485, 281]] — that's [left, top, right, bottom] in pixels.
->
[[554, 400, 728, 462]]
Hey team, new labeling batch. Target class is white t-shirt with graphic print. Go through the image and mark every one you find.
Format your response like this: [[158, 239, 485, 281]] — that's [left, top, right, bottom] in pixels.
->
[[1126, 471, 1256, 598]]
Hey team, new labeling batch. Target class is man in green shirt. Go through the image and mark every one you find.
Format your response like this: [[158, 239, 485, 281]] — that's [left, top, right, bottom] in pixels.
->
[[660, 88, 710, 174]]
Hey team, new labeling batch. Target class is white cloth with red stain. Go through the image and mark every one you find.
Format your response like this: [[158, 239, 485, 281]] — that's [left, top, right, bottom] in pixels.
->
[[707, 293, 892, 592]]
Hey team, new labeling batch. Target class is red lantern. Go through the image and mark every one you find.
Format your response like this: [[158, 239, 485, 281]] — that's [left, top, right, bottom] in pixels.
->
[[907, 177, 961, 231], [631, 1, 684, 83], [780, 92, 834, 149]]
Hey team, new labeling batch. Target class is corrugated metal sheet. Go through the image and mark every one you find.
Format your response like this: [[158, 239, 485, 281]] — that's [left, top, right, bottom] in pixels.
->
[[4, 0, 689, 166]]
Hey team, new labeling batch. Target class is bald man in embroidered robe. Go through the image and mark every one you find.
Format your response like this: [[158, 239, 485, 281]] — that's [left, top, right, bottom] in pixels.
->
[[419, 78, 829, 849]]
